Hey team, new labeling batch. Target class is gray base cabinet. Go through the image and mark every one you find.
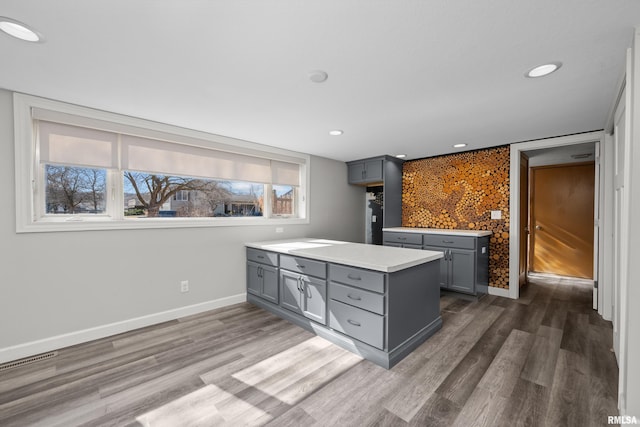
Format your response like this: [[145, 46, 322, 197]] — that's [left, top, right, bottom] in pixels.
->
[[246, 248, 279, 304], [246, 247, 442, 369], [423, 246, 476, 294], [384, 231, 490, 296], [280, 269, 327, 325]]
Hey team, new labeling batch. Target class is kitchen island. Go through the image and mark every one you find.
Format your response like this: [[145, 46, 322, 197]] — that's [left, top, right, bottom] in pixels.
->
[[245, 238, 443, 369]]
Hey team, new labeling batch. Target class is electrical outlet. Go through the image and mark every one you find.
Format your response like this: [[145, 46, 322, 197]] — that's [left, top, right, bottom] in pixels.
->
[[180, 280, 189, 293], [491, 210, 502, 220]]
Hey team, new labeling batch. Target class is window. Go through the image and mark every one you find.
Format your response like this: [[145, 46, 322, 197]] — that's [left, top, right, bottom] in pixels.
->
[[14, 94, 309, 232]]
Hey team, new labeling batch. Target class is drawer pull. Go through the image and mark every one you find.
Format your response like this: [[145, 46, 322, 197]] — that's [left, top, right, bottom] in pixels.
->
[[347, 274, 362, 281], [296, 264, 306, 269], [347, 319, 361, 327], [347, 294, 361, 301], [398, 237, 406, 240], [257, 255, 265, 259], [442, 240, 455, 244]]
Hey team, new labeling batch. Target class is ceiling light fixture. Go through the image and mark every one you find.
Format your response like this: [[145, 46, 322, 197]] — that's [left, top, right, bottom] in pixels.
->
[[525, 62, 562, 78], [0, 17, 42, 42], [329, 130, 343, 136], [309, 70, 328, 83], [453, 143, 467, 148], [395, 154, 407, 159]]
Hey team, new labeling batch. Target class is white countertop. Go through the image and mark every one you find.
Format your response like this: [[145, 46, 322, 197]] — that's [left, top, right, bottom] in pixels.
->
[[382, 227, 493, 237], [245, 238, 443, 273]]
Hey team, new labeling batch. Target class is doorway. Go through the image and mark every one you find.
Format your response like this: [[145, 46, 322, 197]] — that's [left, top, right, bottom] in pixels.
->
[[508, 132, 602, 301], [528, 162, 596, 279]]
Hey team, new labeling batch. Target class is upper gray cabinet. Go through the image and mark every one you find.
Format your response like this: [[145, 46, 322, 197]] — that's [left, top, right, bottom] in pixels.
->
[[346, 155, 404, 228], [348, 159, 384, 184]]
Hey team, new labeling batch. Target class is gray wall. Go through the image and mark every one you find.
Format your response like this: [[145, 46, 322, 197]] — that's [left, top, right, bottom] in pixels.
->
[[0, 89, 364, 355]]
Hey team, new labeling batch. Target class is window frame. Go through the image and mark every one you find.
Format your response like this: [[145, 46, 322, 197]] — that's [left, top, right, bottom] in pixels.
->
[[14, 93, 310, 233]]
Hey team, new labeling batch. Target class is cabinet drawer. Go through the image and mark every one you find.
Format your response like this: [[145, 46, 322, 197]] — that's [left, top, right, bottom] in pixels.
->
[[280, 255, 326, 279], [383, 231, 422, 245], [329, 264, 385, 293], [246, 248, 278, 266], [422, 235, 475, 249], [329, 300, 385, 349], [330, 282, 385, 315]]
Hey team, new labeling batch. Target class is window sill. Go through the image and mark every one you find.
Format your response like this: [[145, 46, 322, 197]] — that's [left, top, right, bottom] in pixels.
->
[[16, 216, 310, 233]]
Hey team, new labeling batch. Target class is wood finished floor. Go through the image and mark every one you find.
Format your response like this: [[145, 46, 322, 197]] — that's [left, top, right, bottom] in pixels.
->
[[0, 276, 618, 426]]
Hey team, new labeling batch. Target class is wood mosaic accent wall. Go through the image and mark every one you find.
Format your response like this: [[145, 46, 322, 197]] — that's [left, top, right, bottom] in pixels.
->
[[402, 146, 510, 289]]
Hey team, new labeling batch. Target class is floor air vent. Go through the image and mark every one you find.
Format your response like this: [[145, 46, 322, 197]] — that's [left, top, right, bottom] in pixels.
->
[[0, 351, 58, 371]]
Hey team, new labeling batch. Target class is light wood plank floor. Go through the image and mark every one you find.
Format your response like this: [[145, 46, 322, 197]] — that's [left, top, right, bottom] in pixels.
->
[[0, 276, 618, 426]]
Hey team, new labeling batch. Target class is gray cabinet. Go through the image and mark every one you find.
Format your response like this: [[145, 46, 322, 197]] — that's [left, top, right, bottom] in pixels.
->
[[383, 231, 423, 249], [423, 245, 475, 294], [246, 244, 442, 369], [383, 230, 490, 296], [346, 156, 404, 230], [246, 248, 279, 304], [328, 264, 387, 350], [423, 235, 489, 296], [279, 255, 327, 325], [348, 159, 384, 184]]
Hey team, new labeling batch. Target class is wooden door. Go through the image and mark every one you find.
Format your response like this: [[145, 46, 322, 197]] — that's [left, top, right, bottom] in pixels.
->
[[519, 152, 529, 286], [529, 162, 595, 279]]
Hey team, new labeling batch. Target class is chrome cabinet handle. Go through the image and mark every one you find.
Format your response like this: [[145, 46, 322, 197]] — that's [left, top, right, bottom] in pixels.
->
[[442, 240, 455, 244], [347, 274, 362, 281], [347, 319, 361, 327], [535, 225, 542, 230], [296, 264, 306, 269], [257, 255, 265, 259], [347, 294, 362, 301]]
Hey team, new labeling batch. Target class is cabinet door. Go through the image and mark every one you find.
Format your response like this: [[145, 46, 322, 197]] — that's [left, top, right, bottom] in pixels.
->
[[247, 261, 262, 296], [449, 249, 476, 294], [261, 264, 279, 304], [301, 276, 327, 325], [348, 162, 365, 183], [423, 246, 449, 288], [280, 270, 303, 314], [364, 159, 383, 182]]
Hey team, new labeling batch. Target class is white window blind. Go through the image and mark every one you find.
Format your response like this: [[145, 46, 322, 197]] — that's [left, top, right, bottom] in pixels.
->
[[38, 120, 118, 169], [121, 134, 275, 183], [35, 109, 301, 185], [271, 160, 300, 186]]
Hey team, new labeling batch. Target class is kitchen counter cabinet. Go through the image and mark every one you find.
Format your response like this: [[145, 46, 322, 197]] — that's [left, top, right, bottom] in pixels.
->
[[383, 228, 490, 296], [246, 248, 279, 304], [245, 238, 443, 369]]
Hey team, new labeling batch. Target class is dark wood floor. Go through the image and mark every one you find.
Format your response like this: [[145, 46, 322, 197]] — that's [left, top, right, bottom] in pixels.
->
[[0, 276, 618, 426]]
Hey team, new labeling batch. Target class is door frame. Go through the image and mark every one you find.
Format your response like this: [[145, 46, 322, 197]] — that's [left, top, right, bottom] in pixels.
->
[[508, 131, 603, 300]]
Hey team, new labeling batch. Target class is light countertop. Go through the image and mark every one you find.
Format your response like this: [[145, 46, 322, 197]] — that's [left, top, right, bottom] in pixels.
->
[[245, 238, 443, 273], [382, 227, 493, 237]]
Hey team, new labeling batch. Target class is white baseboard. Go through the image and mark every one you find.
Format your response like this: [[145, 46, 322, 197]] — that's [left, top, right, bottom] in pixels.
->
[[0, 293, 247, 365], [488, 286, 511, 298]]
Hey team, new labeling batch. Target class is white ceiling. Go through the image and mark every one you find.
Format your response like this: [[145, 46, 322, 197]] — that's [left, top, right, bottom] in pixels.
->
[[2, 1, 639, 162]]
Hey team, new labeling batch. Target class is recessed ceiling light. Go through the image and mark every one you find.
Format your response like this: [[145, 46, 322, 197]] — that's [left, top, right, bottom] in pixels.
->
[[395, 154, 407, 159], [453, 143, 467, 148], [0, 17, 42, 42], [525, 62, 562, 78], [309, 70, 328, 83], [329, 130, 343, 136]]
